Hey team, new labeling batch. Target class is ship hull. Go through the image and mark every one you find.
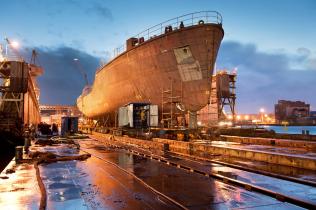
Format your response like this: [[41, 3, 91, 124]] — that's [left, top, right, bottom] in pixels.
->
[[77, 23, 224, 118]]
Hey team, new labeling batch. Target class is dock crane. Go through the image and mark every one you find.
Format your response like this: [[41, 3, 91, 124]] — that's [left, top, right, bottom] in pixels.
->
[[73, 58, 89, 86]]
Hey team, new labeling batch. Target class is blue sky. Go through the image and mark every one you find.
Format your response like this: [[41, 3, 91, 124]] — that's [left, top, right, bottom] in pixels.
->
[[0, 0, 315, 113]]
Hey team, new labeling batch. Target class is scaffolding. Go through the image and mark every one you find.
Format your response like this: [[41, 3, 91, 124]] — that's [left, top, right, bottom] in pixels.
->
[[161, 80, 184, 128], [206, 75, 219, 125], [197, 70, 237, 126], [216, 71, 237, 124]]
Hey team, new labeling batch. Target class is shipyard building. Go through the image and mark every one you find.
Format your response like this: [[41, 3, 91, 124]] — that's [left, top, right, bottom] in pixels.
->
[[275, 100, 315, 125], [40, 104, 81, 125]]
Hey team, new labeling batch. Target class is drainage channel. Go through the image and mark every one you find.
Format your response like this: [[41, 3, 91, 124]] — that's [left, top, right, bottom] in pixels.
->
[[89, 139, 316, 209]]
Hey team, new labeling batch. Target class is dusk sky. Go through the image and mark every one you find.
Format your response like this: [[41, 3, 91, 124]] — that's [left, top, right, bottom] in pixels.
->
[[1, 0, 315, 113]]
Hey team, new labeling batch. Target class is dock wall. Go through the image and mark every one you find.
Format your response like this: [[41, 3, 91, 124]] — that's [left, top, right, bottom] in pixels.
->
[[91, 132, 316, 170], [220, 135, 316, 151]]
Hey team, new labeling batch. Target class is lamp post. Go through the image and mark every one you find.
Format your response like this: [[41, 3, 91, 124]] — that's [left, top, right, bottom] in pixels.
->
[[260, 108, 265, 124], [4, 38, 21, 61]]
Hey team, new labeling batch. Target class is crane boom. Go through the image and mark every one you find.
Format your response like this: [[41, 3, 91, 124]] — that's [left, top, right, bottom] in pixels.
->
[[73, 58, 89, 86]]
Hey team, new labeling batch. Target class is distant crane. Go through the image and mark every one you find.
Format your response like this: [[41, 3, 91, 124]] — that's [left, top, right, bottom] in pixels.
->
[[73, 58, 89, 86], [30, 49, 38, 65]]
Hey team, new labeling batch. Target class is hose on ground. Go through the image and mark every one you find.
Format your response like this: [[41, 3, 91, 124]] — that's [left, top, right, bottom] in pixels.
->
[[27, 151, 91, 210], [34, 161, 46, 210]]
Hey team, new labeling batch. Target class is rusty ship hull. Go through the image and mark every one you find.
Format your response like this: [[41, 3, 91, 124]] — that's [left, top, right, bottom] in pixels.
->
[[77, 12, 224, 120]]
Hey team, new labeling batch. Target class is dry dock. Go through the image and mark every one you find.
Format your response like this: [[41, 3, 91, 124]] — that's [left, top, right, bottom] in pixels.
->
[[1, 136, 315, 209], [92, 133, 316, 170], [0, 142, 182, 209]]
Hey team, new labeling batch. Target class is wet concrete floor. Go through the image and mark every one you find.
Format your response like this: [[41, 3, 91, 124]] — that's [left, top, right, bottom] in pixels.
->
[[1, 138, 314, 209], [162, 153, 316, 204], [214, 156, 316, 182], [79, 138, 308, 209], [0, 160, 40, 209], [37, 144, 181, 210], [0, 144, 181, 210]]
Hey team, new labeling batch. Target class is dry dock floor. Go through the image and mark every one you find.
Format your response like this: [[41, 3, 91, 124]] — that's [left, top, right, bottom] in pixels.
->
[[1, 137, 314, 209]]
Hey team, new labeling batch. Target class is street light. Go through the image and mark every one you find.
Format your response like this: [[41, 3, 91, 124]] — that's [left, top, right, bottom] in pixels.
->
[[10, 41, 19, 49], [4, 38, 20, 58], [259, 108, 265, 123]]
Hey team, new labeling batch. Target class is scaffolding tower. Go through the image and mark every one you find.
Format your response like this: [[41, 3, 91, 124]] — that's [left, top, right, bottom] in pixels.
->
[[216, 71, 237, 124], [161, 80, 184, 128]]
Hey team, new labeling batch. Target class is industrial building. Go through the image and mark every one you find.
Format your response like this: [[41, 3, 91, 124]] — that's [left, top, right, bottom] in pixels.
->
[[197, 70, 236, 126], [274, 100, 315, 125], [40, 104, 81, 126]]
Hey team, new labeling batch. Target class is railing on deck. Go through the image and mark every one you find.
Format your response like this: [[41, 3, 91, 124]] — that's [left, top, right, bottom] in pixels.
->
[[112, 11, 222, 58]]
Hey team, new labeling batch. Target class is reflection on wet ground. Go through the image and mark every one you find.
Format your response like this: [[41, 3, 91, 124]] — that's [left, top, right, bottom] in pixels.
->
[[216, 156, 316, 182], [0, 161, 40, 209], [1, 138, 314, 209], [80, 139, 307, 209], [39, 144, 181, 210], [164, 153, 316, 203]]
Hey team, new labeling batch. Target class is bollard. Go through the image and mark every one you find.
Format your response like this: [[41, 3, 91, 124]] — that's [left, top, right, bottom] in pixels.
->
[[270, 140, 276, 146], [163, 143, 169, 151], [24, 137, 31, 153], [15, 146, 23, 163]]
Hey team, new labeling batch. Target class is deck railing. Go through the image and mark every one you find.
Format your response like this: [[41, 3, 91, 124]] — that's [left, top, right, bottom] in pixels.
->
[[112, 11, 222, 58]]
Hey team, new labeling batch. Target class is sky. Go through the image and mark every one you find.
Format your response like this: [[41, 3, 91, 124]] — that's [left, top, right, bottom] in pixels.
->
[[0, 0, 315, 113]]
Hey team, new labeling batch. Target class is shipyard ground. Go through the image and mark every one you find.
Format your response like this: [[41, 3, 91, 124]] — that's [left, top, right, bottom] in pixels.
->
[[0, 135, 316, 209]]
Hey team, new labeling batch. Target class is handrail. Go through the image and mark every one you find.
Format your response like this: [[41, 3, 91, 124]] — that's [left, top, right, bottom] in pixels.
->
[[111, 11, 222, 59]]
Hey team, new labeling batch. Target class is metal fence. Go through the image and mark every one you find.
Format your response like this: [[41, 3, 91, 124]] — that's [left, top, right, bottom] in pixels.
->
[[112, 11, 222, 58]]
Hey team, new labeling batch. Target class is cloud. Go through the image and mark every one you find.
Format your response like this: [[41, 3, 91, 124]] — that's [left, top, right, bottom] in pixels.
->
[[308, 58, 316, 69], [21, 46, 100, 105], [297, 47, 311, 57], [86, 2, 113, 20], [217, 41, 316, 113]]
